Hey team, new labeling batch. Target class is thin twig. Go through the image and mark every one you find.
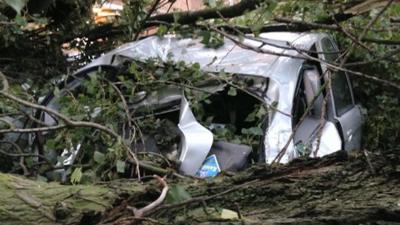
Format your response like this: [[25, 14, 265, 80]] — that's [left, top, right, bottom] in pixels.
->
[[0, 141, 55, 169], [1, 72, 118, 138], [0, 71, 9, 91], [106, 79, 136, 141], [0, 72, 179, 177], [0, 124, 68, 134], [235, 202, 243, 219], [335, 22, 373, 53], [21, 110, 51, 127], [340, 0, 395, 65], [133, 0, 162, 41], [0, 117, 15, 129], [153, 179, 259, 213], [273, 70, 330, 163], [0, 89, 120, 138], [0, 140, 29, 175], [209, 26, 400, 89]]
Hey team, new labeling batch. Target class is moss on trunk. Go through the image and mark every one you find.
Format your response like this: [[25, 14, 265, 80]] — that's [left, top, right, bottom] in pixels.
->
[[1, 150, 399, 225], [0, 173, 145, 225]]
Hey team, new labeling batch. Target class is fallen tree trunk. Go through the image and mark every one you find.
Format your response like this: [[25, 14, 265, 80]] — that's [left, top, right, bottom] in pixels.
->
[[0, 173, 147, 225], [109, 150, 400, 224], [1, 149, 399, 225]]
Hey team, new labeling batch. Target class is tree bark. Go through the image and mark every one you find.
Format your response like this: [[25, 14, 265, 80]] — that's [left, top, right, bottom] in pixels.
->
[[63, 0, 359, 44], [1, 149, 399, 225], [0, 173, 146, 225], [142, 150, 400, 224], [147, 0, 264, 25]]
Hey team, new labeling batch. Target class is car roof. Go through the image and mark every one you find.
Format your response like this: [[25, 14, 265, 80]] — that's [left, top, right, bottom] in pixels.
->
[[79, 32, 328, 115], [84, 32, 325, 79]]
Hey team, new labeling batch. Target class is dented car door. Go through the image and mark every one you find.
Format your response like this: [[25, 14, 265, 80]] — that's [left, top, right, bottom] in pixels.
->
[[318, 37, 362, 151]]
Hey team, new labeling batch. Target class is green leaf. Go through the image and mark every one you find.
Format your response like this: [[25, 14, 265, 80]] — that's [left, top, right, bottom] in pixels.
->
[[157, 25, 168, 36], [53, 86, 60, 98], [45, 139, 57, 149], [241, 127, 263, 136], [128, 63, 141, 81], [4, 0, 27, 15], [200, 31, 211, 46], [228, 87, 237, 96], [200, 31, 224, 48], [31, 16, 48, 25], [255, 107, 267, 119], [245, 111, 256, 122], [165, 185, 191, 204], [172, 13, 181, 24], [116, 160, 125, 173], [14, 15, 27, 26], [70, 167, 83, 185], [93, 151, 106, 164], [80, 169, 96, 184]]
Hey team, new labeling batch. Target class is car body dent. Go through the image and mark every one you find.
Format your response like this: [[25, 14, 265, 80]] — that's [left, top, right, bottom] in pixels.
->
[[0, 32, 362, 176], [67, 32, 360, 165], [313, 121, 342, 157], [178, 96, 213, 175]]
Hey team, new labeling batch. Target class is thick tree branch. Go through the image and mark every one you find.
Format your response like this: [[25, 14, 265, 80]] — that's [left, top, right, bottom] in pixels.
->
[[63, 0, 369, 43], [362, 38, 400, 45], [133, 0, 162, 41], [62, 0, 266, 43], [147, 0, 264, 25], [273, 17, 340, 31]]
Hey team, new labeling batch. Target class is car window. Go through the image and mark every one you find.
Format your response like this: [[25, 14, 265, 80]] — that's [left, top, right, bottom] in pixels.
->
[[320, 38, 354, 116], [292, 73, 307, 126], [331, 71, 353, 116], [320, 38, 338, 62], [199, 76, 269, 131]]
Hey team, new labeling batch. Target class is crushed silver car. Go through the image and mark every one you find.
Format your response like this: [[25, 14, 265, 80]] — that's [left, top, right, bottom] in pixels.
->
[[2, 32, 363, 177]]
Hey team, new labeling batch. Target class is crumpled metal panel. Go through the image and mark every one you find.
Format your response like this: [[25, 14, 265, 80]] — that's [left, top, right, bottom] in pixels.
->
[[77, 32, 341, 165], [178, 96, 213, 175], [312, 121, 342, 157]]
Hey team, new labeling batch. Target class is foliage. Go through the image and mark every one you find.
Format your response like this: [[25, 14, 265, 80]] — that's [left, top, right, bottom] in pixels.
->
[[233, 0, 400, 153], [332, 5, 400, 152], [165, 184, 192, 204], [0, 57, 268, 182], [0, 0, 399, 183]]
